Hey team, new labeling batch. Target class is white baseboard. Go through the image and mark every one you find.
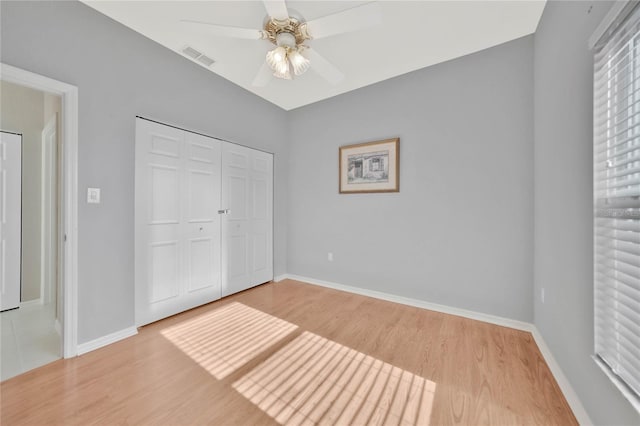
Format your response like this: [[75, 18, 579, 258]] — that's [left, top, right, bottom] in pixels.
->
[[279, 273, 592, 425], [531, 327, 593, 425], [54, 318, 62, 336], [20, 298, 43, 308], [284, 274, 532, 331], [77, 326, 138, 356], [273, 274, 289, 282]]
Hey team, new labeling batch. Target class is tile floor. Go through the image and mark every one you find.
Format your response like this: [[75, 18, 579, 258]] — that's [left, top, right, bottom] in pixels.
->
[[1, 302, 61, 381]]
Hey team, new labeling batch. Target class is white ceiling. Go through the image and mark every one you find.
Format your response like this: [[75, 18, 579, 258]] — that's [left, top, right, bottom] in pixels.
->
[[82, 1, 546, 111]]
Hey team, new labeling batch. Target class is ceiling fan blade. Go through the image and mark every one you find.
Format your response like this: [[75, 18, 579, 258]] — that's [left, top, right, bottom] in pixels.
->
[[263, 0, 289, 21], [305, 2, 382, 39], [305, 48, 344, 85], [252, 62, 273, 87], [181, 20, 264, 40]]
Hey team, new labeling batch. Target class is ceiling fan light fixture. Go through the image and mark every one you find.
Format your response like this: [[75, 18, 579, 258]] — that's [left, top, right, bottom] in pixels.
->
[[272, 61, 292, 80], [275, 31, 296, 48], [261, 16, 316, 81], [266, 43, 308, 80], [288, 49, 310, 76], [266, 45, 287, 69], [266, 46, 290, 79], [274, 60, 290, 78]]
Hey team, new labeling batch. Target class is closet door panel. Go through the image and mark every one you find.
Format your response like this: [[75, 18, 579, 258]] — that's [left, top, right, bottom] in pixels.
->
[[135, 119, 221, 326], [221, 143, 273, 296], [136, 121, 184, 326], [185, 132, 221, 303], [187, 238, 215, 292], [183, 132, 221, 301], [149, 241, 180, 303], [221, 143, 251, 297]]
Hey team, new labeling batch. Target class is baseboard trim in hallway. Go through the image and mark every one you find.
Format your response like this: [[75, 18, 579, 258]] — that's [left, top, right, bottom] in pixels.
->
[[276, 273, 593, 425], [19, 299, 43, 309]]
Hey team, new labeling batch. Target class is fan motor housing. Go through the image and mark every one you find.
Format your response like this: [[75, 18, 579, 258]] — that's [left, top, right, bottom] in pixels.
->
[[263, 17, 310, 45]]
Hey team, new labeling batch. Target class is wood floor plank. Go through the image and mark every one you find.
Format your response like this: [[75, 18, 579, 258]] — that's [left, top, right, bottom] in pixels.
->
[[0, 279, 577, 425]]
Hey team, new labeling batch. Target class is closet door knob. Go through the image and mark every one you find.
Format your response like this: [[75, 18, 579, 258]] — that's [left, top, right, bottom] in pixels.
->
[[217, 209, 230, 214]]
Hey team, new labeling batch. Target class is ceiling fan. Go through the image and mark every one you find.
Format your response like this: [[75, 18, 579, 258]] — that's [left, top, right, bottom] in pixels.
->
[[181, 0, 381, 86]]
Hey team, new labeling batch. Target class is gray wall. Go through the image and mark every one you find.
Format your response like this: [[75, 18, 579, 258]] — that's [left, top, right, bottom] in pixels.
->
[[0, 1, 289, 344], [0, 81, 44, 302], [287, 36, 534, 322], [4, 2, 637, 421], [534, 1, 640, 424]]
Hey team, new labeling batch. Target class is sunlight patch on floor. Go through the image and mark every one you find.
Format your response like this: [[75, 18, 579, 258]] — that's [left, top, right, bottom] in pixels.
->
[[161, 302, 297, 379], [233, 331, 436, 426]]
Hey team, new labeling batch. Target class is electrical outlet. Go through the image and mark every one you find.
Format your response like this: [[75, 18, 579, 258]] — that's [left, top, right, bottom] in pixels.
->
[[328, 252, 333, 262], [541, 288, 545, 304]]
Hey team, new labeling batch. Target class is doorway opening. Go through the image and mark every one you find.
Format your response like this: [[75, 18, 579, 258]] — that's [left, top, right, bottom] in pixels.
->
[[1, 82, 62, 380], [0, 64, 79, 381]]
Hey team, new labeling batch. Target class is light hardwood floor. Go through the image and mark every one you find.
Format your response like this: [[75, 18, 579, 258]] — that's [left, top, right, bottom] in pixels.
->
[[0, 279, 577, 425]]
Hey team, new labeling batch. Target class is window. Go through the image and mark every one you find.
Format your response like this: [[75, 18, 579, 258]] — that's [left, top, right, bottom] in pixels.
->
[[593, 2, 640, 411]]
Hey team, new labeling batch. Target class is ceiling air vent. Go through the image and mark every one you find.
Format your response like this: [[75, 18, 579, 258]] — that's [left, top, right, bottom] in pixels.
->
[[182, 46, 201, 59], [181, 45, 215, 68], [197, 55, 215, 67]]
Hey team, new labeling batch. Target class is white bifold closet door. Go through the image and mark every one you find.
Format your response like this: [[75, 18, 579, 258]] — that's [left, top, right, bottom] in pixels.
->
[[221, 143, 273, 297], [135, 119, 222, 326], [0, 132, 22, 312], [135, 118, 273, 326]]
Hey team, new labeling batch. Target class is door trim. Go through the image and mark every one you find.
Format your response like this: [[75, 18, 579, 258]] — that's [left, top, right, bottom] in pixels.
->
[[40, 114, 57, 305], [1, 63, 79, 358], [0, 131, 23, 311]]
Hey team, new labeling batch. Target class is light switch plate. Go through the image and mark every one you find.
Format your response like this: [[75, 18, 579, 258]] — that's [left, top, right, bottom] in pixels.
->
[[87, 187, 101, 204]]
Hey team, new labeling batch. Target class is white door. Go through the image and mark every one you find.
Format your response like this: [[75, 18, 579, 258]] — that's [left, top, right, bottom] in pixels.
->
[[0, 132, 22, 311], [221, 143, 273, 296], [135, 119, 222, 326]]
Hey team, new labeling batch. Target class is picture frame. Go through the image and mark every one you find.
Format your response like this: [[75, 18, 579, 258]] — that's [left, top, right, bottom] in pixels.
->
[[339, 138, 399, 194]]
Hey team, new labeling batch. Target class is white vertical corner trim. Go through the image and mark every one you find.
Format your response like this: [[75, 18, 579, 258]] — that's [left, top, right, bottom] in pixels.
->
[[1, 63, 79, 358], [40, 115, 57, 306], [589, 0, 632, 49], [76, 327, 138, 356], [279, 274, 593, 425]]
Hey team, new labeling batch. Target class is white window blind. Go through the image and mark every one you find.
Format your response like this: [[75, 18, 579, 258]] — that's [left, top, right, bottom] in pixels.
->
[[594, 2, 640, 405]]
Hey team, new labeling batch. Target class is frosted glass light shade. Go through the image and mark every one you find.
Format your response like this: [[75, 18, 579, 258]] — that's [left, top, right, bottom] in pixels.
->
[[266, 46, 287, 71], [266, 45, 309, 80], [288, 49, 310, 76], [273, 67, 292, 80]]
